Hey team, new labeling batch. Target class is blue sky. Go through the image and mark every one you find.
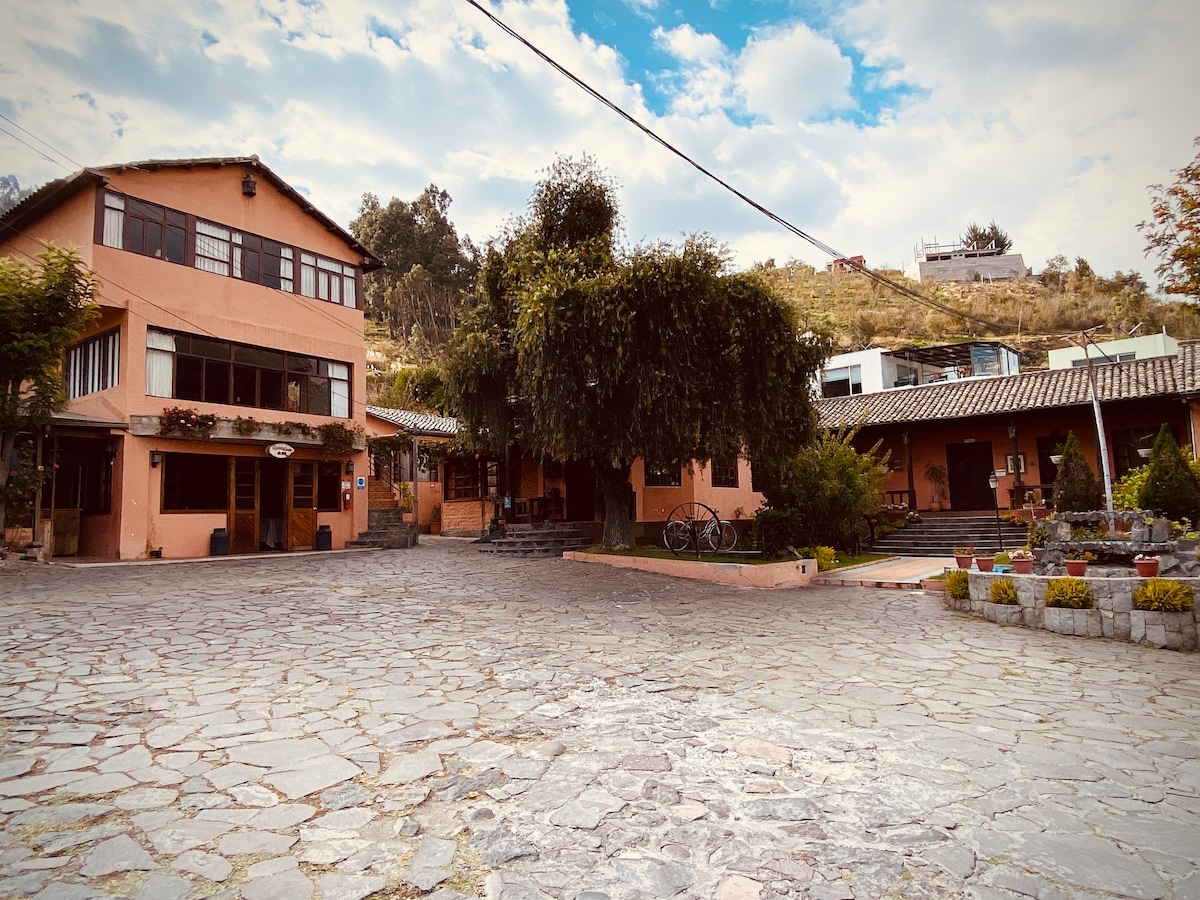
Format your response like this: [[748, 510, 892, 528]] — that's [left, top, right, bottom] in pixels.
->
[[1, 0, 1198, 287]]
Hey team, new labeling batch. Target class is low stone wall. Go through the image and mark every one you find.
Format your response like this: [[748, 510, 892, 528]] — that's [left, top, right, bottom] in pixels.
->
[[947, 572, 1199, 651], [563, 551, 818, 589]]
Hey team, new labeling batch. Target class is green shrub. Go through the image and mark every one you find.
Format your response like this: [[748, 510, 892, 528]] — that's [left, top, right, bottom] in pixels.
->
[[946, 569, 970, 599], [990, 577, 1019, 605], [1138, 425, 1200, 523], [1132, 578, 1195, 612], [1053, 431, 1102, 512], [798, 545, 838, 571], [753, 508, 803, 559], [1045, 577, 1093, 609]]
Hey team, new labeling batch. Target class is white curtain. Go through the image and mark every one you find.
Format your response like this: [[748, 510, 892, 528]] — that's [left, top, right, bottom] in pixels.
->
[[328, 362, 350, 417], [145, 330, 175, 397]]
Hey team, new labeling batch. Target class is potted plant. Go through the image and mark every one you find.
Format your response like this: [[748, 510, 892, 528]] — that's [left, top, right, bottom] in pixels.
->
[[953, 546, 975, 569], [1134, 553, 1161, 577], [1010, 548, 1035, 575], [428, 503, 442, 535], [1064, 549, 1095, 576], [925, 463, 948, 512], [974, 552, 996, 572]]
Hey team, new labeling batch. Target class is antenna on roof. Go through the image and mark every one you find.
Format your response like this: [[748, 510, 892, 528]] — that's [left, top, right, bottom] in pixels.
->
[[1127, 322, 1143, 336]]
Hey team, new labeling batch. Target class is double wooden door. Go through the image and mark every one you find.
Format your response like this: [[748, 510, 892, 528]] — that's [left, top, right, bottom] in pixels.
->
[[229, 458, 317, 553]]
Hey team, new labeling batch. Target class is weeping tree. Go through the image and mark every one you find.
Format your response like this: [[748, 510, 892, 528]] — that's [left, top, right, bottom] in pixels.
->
[[444, 156, 829, 548]]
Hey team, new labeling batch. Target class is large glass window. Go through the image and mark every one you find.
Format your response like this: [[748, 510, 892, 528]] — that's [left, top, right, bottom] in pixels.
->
[[103, 194, 186, 264], [146, 328, 352, 417], [66, 329, 120, 399], [821, 365, 862, 398], [162, 453, 228, 512]]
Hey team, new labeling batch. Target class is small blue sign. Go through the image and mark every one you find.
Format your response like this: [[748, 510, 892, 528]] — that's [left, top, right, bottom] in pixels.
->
[[356, 476, 366, 490]]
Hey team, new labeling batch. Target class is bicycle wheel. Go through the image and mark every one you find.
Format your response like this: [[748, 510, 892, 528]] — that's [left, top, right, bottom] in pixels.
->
[[663, 519, 693, 554], [708, 520, 737, 552], [665, 503, 720, 556]]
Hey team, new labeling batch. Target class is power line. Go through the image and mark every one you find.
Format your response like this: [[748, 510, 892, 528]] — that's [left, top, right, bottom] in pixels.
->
[[462, 0, 1018, 334], [0, 113, 85, 172], [0, 125, 63, 170]]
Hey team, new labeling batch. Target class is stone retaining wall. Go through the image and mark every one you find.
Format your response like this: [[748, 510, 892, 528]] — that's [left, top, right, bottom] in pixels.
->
[[948, 572, 1199, 651]]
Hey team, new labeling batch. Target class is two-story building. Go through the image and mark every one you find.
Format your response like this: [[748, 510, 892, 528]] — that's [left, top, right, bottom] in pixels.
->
[[0, 157, 380, 559]]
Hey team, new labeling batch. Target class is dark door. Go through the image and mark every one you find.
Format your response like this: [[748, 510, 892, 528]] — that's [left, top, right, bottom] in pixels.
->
[[288, 461, 316, 550], [564, 459, 595, 521], [229, 459, 258, 554], [946, 441, 996, 510]]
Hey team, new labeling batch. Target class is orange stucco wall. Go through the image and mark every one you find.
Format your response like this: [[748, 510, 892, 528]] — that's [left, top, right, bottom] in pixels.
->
[[2, 163, 371, 559], [633, 457, 763, 522]]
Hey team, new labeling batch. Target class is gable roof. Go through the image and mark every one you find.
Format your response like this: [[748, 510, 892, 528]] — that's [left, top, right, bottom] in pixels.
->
[[818, 341, 1200, 429], [367, 406, 458, 437], [1, 156, 381, 271]]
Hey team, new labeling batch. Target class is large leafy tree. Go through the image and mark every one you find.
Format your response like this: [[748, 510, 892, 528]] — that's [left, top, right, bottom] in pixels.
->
[[1139, 137, 1200, 303], [1, 244, 99, 532], [350, 186, 479, 345], [444, 157, 829, 549]]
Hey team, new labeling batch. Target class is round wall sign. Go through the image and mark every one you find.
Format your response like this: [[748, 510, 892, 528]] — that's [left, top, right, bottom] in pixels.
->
[[267, 443, 295, 459]]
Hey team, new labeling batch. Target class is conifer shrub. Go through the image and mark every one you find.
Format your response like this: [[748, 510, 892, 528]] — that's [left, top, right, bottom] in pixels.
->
[[1045, 577, 1093, 609], [1137, 424, 1200, 523], [1052, 431, 1102, 512], [1132, 578, 1194, 612], [990, 577, 1019, 605], [946, 569, 970, 600]]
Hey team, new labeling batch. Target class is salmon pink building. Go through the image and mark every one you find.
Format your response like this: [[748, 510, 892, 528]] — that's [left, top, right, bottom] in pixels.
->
[[0, 157, 379, 559]]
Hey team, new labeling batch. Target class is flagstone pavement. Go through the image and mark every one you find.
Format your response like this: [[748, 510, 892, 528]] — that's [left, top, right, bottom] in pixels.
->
[[0, 539, 1197, 900]]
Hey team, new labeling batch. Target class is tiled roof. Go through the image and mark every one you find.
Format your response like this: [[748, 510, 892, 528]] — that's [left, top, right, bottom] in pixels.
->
[[818, 341, 1200, 429], [366, 406, 458, 437]]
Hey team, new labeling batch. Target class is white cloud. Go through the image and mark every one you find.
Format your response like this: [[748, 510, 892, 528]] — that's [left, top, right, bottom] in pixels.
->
[[735, 23, 854, 123]]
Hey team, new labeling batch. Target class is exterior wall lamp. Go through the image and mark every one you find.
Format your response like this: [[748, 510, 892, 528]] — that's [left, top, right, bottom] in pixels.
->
[[150, 450, 164, 468], [242, 173, 257, 196], [344, 460, 354, 475]]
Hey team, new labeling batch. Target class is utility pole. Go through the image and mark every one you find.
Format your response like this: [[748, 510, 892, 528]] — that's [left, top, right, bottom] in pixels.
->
[[1079, 331, 1115, 518]]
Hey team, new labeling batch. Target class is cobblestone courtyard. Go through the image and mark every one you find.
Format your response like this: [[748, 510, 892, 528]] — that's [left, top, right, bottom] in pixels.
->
[[0, 540, 1197, 900]]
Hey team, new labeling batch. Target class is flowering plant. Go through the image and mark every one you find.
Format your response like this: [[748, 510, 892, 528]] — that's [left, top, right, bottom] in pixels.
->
[[1134, 553, 1161, 562], [953, 546, 975, 556], [1065, 549, 1096, 562], [1009, 549, 1034, 560], [158, 406, 217, 438]]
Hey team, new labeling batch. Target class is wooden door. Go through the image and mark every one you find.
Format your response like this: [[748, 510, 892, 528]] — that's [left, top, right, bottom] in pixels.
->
[[288, 461, 317, 550], [946, 441, 996, 511], [229, 459, 258, 554]]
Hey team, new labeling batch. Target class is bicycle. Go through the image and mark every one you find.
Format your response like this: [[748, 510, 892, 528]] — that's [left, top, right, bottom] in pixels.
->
[[662, 502, 737, 556]]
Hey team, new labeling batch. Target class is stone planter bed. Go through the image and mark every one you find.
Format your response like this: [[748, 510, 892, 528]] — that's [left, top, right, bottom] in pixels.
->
[[947, 571, 1199, 650], [563, 550, 819, 588]]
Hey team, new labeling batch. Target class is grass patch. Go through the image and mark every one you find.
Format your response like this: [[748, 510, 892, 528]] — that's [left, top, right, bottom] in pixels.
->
[[580, 545, 887, 570]]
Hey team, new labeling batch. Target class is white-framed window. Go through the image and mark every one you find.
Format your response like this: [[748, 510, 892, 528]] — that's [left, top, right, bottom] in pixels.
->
[[66, 329, 120, 399], [821, 364, 862, 398], [195, 220, 232, 276]]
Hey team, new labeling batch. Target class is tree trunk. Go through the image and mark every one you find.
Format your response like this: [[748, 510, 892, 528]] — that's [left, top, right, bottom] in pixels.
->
[[0, 427, 16, 547], [596, 461, 636, 550]]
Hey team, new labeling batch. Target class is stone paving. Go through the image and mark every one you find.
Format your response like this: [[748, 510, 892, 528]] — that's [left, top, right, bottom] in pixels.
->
[[0, 539, 1197, 900]]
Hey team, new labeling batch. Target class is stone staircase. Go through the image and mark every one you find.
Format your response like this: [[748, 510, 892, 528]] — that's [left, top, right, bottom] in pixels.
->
[[871, 515, 1030, 557], [367, 476, 399, 509], [477, 523, 589, 558], [345, 508, 418, 550]]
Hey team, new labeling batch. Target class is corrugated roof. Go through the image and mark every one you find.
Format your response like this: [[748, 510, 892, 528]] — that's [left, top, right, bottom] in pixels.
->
[[0, 156, 381, 271], [818, 341, 1200, 429], [366, 406, 458, 437]]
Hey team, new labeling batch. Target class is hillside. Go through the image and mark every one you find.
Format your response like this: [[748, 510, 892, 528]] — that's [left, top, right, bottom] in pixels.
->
[[759, 263, 1200, 364]]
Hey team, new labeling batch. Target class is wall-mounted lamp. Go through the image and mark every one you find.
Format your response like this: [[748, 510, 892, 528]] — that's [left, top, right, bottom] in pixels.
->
[[344, 460, 354, 475], [150, 450, 164, 468], [1007, 424, 1017, 439], [242, 173, 257, 196]]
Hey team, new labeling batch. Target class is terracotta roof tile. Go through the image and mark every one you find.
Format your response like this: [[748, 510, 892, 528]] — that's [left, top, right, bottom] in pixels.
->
[[817, 342, 1200, 429], [366, 406, 458, 437]]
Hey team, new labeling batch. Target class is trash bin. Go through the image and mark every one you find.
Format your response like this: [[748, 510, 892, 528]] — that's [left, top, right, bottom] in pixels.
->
[[210, 527, 229, 556], [316, 524, 333, 551]]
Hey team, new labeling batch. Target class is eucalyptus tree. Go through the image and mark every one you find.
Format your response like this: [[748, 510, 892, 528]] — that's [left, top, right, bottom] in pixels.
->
[[444, 157, 828, 549]]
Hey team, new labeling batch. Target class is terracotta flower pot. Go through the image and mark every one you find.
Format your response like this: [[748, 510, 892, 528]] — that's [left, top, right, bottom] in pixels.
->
[[1013, 558, 1034, 575], [975, 555, 995, 572], [1065, 560, 1089, 576], [429, 522, 441, 535], [1135, 560, 1159, 577], [955, 555, 973, 569]]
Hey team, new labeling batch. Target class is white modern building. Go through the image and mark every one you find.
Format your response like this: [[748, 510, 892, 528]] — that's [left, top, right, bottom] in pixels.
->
[[905, 237, 1026, 284], [1047, 330, 1179, 370], [818, 342, 1020, 398]]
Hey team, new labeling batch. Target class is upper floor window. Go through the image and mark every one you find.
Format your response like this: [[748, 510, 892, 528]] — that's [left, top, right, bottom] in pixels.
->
[[146, 328, 351, 418], [821, 364, 862, 398], [65, 329, 120, 399], [100, 190, 356, 307]]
